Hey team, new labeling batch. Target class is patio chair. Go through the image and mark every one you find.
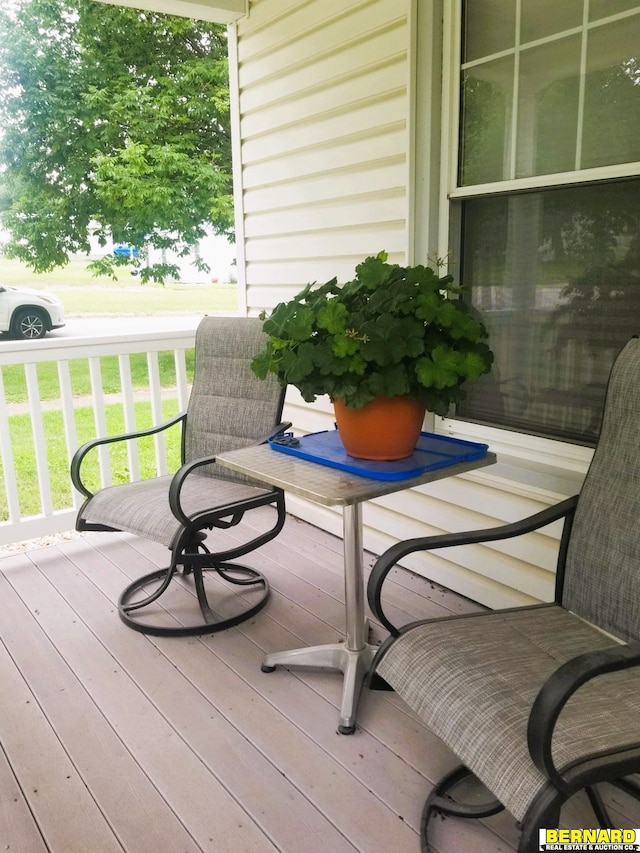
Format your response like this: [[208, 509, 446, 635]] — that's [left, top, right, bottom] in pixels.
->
[[366, 336, 640, 852], [71, 316, 289, 637]]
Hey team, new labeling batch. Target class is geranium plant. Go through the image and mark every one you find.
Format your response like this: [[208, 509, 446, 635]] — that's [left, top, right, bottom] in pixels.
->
[[251, 251, 493, 416]]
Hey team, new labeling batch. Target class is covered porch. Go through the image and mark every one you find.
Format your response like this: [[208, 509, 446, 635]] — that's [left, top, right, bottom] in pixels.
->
[[2, 510, 639, 853]]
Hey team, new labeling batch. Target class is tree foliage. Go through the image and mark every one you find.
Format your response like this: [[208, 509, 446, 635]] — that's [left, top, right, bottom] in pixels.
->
[[0, 0, 233, 282]]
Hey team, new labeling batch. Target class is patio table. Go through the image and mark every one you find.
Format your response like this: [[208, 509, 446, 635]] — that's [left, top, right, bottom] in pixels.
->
[[216, 438, 496, 734]]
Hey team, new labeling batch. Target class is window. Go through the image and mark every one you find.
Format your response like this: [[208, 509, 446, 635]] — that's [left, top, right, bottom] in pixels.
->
[[449, 1, 640, 445]]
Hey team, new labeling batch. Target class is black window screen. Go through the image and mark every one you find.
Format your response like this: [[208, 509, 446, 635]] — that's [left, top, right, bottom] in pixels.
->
[[454, 180, 640, 445]]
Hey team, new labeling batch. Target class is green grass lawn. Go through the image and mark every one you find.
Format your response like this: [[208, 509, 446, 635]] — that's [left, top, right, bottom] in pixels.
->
[[0, 399, 183, 520], [0, 257, 238, 314]]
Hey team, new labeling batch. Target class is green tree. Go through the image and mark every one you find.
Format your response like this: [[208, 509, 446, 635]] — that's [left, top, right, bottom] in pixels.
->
[[0, 0, 232, 283]]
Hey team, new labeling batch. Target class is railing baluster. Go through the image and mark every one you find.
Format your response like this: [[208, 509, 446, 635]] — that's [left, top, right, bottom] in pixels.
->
[[175, 348, 189, 411], [0, 368, 21, 522], [146, 351, 166, 475], [26, 363, 53, 516], [118, 353, 140, 482], [57, 359, 82, 509], [89, 355, 110, 488]]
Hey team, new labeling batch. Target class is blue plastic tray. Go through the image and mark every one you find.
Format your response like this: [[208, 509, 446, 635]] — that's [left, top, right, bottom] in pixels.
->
[[268, 429, 489, 481]]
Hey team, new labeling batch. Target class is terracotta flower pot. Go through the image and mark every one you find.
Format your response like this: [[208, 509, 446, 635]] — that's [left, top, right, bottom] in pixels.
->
[[333, 396, 426, 460]]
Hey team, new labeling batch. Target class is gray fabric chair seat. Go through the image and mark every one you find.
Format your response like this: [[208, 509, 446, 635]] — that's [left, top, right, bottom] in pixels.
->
[[377, 604, 640, 824], [80, 471, 273, 548]]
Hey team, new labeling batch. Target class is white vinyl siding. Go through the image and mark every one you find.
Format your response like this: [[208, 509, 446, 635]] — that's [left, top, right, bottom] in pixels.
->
[[234, 0, 412, 304]]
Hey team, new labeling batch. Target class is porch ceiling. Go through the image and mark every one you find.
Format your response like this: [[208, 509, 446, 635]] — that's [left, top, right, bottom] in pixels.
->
[[92, 0, 247, 24]]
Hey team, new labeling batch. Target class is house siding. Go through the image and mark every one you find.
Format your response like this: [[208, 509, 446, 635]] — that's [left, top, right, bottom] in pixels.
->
[[235, 0, 412, 306], [232, 0, 574, 609]]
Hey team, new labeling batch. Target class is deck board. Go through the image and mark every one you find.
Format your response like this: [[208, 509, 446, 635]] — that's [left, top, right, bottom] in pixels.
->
[[0, 514, 637, 852]]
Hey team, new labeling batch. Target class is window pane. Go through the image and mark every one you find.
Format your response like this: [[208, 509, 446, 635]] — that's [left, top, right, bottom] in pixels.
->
[[520, 0, 583, 43], [455, 181, 640, 444], [589, 1, 640, 22], [464, 0, 516, 62], [516, 37, 581, 177], [582, 18, 640, 168], [460, 56, 514, 185]]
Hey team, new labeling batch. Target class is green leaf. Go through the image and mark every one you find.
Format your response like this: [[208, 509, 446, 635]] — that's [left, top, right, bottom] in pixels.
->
[[347, 353, 368, 376], [317, 299, 348, 334], [332, 332, 361, 358], [353, 251, 393, 291], [435, 299, 463, 328], [279, 342, 316, 384], [250, 347, 279, 380], [416, 346, 464, 389], [314, 345, 352, 376], [262, 302, 315, 342], [404, 264, 441, 291], [337, 381, 376, 408], [415, 292, 442, 323], [360, 316, 425, 365], [448, 312, 486, 342], [459, 346, 494, 378], [369, 364, 411, 397]]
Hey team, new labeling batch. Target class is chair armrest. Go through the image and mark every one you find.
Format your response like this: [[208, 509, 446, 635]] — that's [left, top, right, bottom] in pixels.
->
[[71, 412, 186, 499], [367, 495, 578, 636], [167, 422, 292, 526], [527, 641, 640, 790]]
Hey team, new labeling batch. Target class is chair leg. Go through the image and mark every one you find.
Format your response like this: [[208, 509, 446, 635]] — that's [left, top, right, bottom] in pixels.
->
[[585, 785, 613, 828], [420, 765, 505, 853], [117, 538, 270, 637], [422, 769, 632, 853]]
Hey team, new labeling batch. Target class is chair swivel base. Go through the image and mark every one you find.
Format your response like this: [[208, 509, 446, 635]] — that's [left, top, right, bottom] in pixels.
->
[[118, 560, 270, 637], [420, 765, 504, 853]]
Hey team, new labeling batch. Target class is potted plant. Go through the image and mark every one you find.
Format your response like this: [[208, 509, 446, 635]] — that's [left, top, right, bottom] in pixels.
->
[[251, 251, 494, 460]]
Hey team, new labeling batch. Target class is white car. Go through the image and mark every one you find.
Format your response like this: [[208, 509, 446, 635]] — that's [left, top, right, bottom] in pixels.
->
[[0, 284, 65, 340]]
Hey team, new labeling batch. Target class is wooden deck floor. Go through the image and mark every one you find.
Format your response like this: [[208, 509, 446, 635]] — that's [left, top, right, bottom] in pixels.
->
[[1, 511, 638, 853]]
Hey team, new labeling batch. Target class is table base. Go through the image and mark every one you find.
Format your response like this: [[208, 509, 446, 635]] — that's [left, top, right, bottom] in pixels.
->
[[261, 641, 378, 734]]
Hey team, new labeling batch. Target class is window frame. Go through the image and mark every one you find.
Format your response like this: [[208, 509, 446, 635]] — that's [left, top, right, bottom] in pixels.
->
[[433, 0, 640, 475]]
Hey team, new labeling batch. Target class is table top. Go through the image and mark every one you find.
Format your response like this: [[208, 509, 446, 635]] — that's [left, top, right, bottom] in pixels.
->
[[217, 442, 496, 507]]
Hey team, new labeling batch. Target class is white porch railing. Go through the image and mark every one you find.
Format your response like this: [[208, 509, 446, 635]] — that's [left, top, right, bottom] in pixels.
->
[[0, 327, 196, 545]]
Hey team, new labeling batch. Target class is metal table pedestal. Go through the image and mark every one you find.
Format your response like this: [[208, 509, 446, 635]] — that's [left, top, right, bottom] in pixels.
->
[[261, 503, 376, 733]]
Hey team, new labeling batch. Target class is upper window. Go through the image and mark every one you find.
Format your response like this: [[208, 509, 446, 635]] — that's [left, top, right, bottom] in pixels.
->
[[451, 1, 640, 445], [460, 0, 640, 184]]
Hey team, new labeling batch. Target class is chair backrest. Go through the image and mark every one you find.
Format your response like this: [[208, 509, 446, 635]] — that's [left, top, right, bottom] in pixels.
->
[[562, 337, 640, 642], [183, 316, 285, 484]]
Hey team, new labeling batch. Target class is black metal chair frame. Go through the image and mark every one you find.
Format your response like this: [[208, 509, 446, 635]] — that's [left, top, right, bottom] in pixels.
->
[[72, 403, 290, 638]]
